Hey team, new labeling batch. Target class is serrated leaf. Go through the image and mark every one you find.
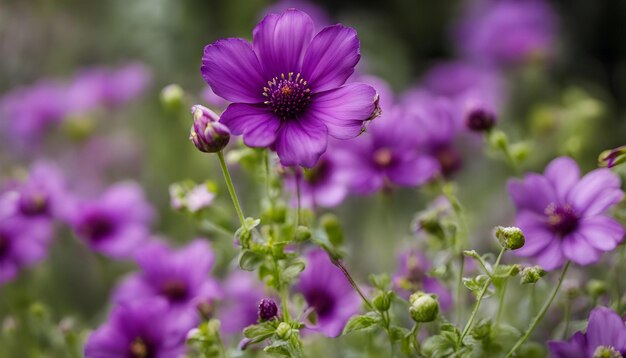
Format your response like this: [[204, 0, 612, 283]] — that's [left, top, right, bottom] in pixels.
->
[[342, 312, 382, 335]]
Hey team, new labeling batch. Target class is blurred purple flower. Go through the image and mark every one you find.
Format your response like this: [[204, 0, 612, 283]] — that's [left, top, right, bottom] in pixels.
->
[[263, 0, 331, 28], [455, 0, 557, 67], [218, 271, 267, 337], [201, 86, 229, 110], [84, 298, 187, 358], [114, 239, 221, 329], [201, 9, 379, 168], [70, 182, 154, 259], [549, 307, 626, 358], [507, 157, 625, 270], [393, 249, 452, 310], [295, 249, 361, 337]]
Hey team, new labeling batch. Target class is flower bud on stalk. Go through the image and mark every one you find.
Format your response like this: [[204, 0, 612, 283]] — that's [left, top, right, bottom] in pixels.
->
[[465, 107, 496, 132], [189, 104, 230, 153], [495, 226, 525, 250], [520, 266, 546, 284], [409, 292, 439, 323], [275, 322, 292, 339], [599, 145, 626, 168], [258, 298, 278, 321]]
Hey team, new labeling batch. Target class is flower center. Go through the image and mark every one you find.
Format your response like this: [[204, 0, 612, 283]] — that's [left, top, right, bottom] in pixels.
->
[[303, 158, 330, 184], [545, 203, 579, 236], [593, 345, 623, 358], [434, 147, 461, 177], [263, 72, 311, 120], [162, 279, 188, 302], [405, 255, 426, 286], [129, 338, 152, 358], [80, 213, 116, 242], [306, 289, 335, 318], [374, 148, 393, 167], [18, 190, 49, 217]]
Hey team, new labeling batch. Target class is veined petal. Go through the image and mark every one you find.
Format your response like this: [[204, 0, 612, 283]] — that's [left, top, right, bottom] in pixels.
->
[[534, 239, 565, 271], [253, 9, 315, 78], [201, 38, 266, 103], [578, 216, 625, 251], [274, 117, 328, 168], [586, 307, 626, 352], [562, 233, 601, 266], [301, 25, 360, 93], [220, 103, 280, 147], [507, 174, 556, 214], [308, 83, 378, 139], [544, 157, 580, 201], [568, 168, 623, 215]]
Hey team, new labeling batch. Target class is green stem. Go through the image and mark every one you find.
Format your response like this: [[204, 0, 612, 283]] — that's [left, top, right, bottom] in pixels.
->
[[199, 220, 235, 239], [408, 322, 421, 355], [562, 297, 571, 339], [456, 253, 465, 325], [506, 261, 570, 358], [217, 150, 247, 230], [281, 286, 290, 322], [496, 279, 508, 327], [334, 260, 374, 310], [458, 247, 506, 346], [295, 169, 302, 228]]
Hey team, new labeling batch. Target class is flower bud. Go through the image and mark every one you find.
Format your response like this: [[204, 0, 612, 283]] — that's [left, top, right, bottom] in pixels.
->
[[409, 292, 439, 323], [258, 298, 278, 321], [275, 322, 291, 339], [320, 213, 343, 246], [294, 225, 311, 242], [488, 129, 508, 151], [520, 266, 546, 284], [373, 291, 392, 312], [465, 107, 496, 132], [190, 105, 230, 153], [599, 145, 626, 168], [586, 279, 608, 299], [160, 84, 184, 112], [495, 226, 525, 250]]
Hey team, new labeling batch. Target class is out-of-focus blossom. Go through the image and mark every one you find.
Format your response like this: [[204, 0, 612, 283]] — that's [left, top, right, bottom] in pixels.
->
[[218, 271, 267, 337], [169, 181, 216, 213], [70, 182, 154, 259], [201, 9, 379, 167], [393, 249, 452, 310], [201, 86, 229, 110], [263, 0, 331, 28], [599, 145, 626, 169], [507, 157, 625, 270], [455, 0, 557, 67], [295, 249, 361, 337], [84, 298, 188, 358], [548, 307, 626, 358], [113, 239, 221, 330]]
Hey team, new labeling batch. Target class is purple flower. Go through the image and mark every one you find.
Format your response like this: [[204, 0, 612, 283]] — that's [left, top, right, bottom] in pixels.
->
[[218, 271, 267, 337], [507, 157, 625, 270], [201, 86, 229, 110], [201, 9, 379, 168], [263, 0, 331, 28], [70, 182, 154, 259], [84, 298, 187, 358], [295, 249, 361, 337], [549, 307, 626, 358], [113, 239, 221, 329], [393, 250, 452, 310], [455, 0, 557, 67]]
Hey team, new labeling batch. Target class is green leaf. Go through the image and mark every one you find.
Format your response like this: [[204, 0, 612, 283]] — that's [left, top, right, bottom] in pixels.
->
[[281, 260, 305, 283], [239, 249, 265, 271], [368, 274, 391, 290], [342, 312, 382, 335]]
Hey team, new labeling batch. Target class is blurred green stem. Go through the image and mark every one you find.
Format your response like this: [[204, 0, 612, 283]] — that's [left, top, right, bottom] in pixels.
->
[[496, 279, 508, 326], [217, 150, 247, 230]]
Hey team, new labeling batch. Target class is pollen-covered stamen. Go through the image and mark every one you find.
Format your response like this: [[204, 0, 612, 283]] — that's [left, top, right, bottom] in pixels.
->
[[263, 72, 311, 120], [545, 203, 579, 236], [373, 148, 393, 167]]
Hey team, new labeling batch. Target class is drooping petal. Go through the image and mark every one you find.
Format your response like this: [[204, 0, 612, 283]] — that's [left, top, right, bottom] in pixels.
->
[[562, 233, 601, 266], [274, 116, 328, 168], [586, 307, 626, 353], [507, 174, 556, 214], [578, 216, 625, 251], [568, 168, 623, 215], [544, 157, 580, 201], [386, 155, 439, 187], [308, 83, 377, 139], [201, 38, 266, 103], [301, 25, 360, 93], [253, 9, 315, 78], [220, 103, 280, 147]]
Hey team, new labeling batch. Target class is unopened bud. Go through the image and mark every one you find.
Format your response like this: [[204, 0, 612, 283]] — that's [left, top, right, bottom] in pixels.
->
[[320, 213, 343, 246], [160, 84, 184, 111], [373, 291, 392, 312], [275, 322, 291, 339], [409, 292, 439, 323], [586, 279, 608, 299], [495, 226, 525, 250], [466, 107, 496, 132], [488, 130, 508, 151], [190, 105, 230, 153], [599, 145, 626, 168], [258, 298, 278, 321], [520, 266, 546, 284], [294, 226, 311, 242]]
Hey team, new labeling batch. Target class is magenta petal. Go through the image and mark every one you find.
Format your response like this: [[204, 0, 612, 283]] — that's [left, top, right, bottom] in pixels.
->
[[586, 307, 626, 352], [274, 117, 328, 168], [220, 103, 280, 147], [578, 216, 625, 251], [507, 174, 556, 214], [253, 9, 314, 78], [387, 155, 439, 187], [308, 83, 377, 139], [534, 239, 565, 271], [544, 157, 580, 200], [568, 168, 623, 215], [301, 25, 360, 93], [513, 211, 553, 256], [201, 38, 266, 103], [562, 233, 601, 266]]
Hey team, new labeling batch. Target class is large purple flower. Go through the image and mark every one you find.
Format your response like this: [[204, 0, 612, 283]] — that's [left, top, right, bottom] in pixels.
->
[[201, 9, 379, 168], [218, 271, 267, 337], [393, 249, 452, 310], [507, 157, 625, 270], [113, 239, 221, 329], [70, 182, 154, 259], [84, 298, 187, 358], [549, 307, 626, 358], [295, 249, 361, 337]]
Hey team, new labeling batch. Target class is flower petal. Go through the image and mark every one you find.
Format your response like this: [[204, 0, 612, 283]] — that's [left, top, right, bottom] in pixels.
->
[[253, 9, 315, 78], [201, 38, 266, 103], [544, 157, 580, 201], [562, 233, 601, 266], [507, 174, 556, 214], [274, 117, 328, 168], [568, 168, 623, 215], [220, 103, 280, 147], [301, 25, 360, 93], [586, 307, 626, 352], [513, 211, 553, 256], [534, 239, 565, 271], [578, 216, 625, 251], [308, 83, 377, 139], [386, 155, 439, 187]]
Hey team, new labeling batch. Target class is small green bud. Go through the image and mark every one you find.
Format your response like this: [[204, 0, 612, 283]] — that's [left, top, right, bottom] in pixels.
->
[[294, 225, 311, 242], [275, 322, 292, 340], [586, 279, 608, 298], [511, 142, 530, 163], [160, 84, 184, 112], [488, 129, 508, 151], [470, 319, 491, 340], [373, 291, 392, 312], [409, 292, 439, 323], [320, 213, 343, 246], [593, 345, 622, 358], [495, 226, 525, 250], [520, 266, 546, 284]]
